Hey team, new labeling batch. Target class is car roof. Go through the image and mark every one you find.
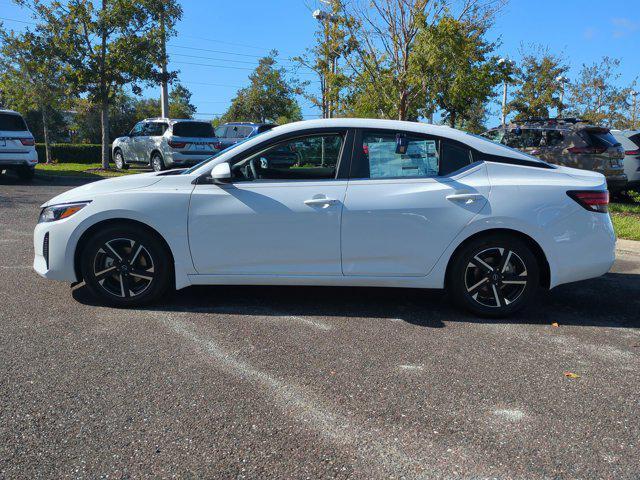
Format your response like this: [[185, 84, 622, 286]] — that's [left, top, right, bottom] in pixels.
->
[[0, 109, 23, 116], [142, 118, 211, 124], [223, 122, 274, 127]]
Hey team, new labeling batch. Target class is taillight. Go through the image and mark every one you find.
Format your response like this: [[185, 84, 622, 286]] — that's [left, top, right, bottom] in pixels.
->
[[168, 140, 187, 149], [567, 146, 606, 154], [213, 142, 224, 150], [20, 137, 35, 146], [625, 149, 640, 155], [567, 190, 609, 213]]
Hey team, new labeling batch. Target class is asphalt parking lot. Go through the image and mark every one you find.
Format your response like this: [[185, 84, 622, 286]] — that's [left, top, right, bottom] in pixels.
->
[[1, 176, 639, 479]]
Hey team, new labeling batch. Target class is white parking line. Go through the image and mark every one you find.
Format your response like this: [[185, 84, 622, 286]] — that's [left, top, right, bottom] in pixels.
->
[[159, 315, 454, 478]]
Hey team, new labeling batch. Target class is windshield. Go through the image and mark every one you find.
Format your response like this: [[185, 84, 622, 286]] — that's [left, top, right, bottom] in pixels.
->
[[0, 112, 28, 131], [172, 121, 215, 138]]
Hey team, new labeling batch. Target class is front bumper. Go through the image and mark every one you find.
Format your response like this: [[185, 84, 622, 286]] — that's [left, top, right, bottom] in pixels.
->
[[33, 221, 78, 283]]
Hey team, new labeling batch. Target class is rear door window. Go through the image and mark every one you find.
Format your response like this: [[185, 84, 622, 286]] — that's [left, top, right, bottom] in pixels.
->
[[582, 129, 621, 148], [172, 121, 215, 138], [144, 122, 167, 136], [0, 113, 28, 131], [237, 126, 254, 138], [214, 126, 228, 137]]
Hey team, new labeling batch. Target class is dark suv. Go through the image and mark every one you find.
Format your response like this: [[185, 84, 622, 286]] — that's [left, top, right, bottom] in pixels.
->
[[213, 122, 276, 151], [483, 118, 627, 192]]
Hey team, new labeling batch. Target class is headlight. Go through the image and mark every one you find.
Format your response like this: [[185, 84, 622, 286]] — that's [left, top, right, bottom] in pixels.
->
[[38, 202, 90, 223]]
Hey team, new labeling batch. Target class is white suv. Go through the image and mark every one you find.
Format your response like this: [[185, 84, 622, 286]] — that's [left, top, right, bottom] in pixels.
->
[[0, 109, 38, 180], [112, 118, 218, 172]]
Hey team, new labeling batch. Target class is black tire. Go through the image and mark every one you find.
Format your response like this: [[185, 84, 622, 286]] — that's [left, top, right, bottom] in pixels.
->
[[79, 224, 172, 307], [151, 152, 165, 172], [447, 233, 540, 318], [16, 165, 35, 181], [113, 149, 129, 170]]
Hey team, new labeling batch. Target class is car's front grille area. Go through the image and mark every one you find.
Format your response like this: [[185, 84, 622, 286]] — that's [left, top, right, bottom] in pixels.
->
[[43, 232, 49, 269]]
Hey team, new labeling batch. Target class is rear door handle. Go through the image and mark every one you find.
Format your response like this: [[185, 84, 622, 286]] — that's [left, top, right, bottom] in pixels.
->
[[304, 197, 338, 207], [446, 193, 484, 204]]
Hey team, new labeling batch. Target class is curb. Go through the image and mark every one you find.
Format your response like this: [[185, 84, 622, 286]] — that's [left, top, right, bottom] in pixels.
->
[[616, 239, 640, 256]]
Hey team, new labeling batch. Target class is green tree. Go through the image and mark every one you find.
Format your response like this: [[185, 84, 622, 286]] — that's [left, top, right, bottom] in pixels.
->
[[414, 16, 499, 128], [566, 57, 630, 128], [0, 26, 67, 163], [508, 46, 569, 121], [222, 51, 302, 124], [21, 0, 183, 167]]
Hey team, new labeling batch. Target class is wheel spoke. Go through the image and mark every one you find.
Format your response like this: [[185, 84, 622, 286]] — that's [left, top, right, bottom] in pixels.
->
[[128, 241, 142, 265], [502, 273, 527, 284], [498, 249, 512, 273], [492, 284, 505, 307], [120, 274, 132, 298], [130, 268, 153, 281], [94, 266, 116, 281], [104, 241, 123, 262], [471, 256, 494, 274], [467, 276, 489, 294]]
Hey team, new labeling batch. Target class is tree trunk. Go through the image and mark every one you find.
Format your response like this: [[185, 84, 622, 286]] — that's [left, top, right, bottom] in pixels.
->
[[41, 107, 51, 164], [449, 110, 457, 128], [398, 90, 408, 121], [100, 99, 110, 169]]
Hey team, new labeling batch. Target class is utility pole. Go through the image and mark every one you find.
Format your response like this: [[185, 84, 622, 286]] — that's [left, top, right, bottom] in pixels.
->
[[497, 58, 514, 127], [631, 91, 638, 129], [160, 8, 169, 118], [556, 76, 569, 117], [312, 5, 339, 119]]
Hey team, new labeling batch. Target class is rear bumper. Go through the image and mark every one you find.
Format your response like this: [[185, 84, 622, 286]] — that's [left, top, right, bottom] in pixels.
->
[[0, 151, 38, 167], [605, 174, 628, 191], [166, 151, 215, 167]]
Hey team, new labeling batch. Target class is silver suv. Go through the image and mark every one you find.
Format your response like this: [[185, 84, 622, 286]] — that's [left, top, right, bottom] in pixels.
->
[[0, 109, 38, 180], [112, 118, 218, 172]]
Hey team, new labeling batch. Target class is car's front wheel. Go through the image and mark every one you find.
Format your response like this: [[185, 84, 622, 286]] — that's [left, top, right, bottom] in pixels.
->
[[79, 224, 172, 307], [448, 234, 539, 318]]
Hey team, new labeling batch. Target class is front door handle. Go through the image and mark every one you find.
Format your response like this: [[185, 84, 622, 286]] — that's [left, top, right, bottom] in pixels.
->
[[446, 193, 484, 204], [304, 197, 338, 207]]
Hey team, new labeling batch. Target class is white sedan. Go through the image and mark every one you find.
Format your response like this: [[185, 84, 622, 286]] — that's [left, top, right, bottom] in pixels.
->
[[33, 119, 615, 317]]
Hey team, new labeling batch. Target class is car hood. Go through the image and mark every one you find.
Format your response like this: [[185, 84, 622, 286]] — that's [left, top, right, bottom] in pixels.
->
[[41, 172, 164, 207]]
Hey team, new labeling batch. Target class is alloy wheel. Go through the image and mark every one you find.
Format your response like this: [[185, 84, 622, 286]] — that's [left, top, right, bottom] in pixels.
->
[[114, 152, 123, 169], [464, 247, 528, 308], [92, 238, 155, 298]]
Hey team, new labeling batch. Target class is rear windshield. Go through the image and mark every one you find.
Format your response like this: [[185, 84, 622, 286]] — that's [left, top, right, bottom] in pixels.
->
[[0, 112, 28, 131], [172, 121, 215, 138], [257, 124, 276, 134], [582, 129, 620, 148]]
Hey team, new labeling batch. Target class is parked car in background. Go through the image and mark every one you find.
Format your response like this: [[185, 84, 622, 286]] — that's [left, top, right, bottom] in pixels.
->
[[112, 118, 218, 172], [34, 118, 616, 318], [0, 109, 38, 180], [611, 129, 640, 190], [482, 118, 627, 192], [213, 122, 276, 151]]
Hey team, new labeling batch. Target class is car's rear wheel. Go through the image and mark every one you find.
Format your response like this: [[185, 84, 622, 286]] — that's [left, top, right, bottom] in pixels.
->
[[151, 152, 165, 172], [113, 149, 129, 170], [16, 165, 35, 181], [80, 225, 172, 307], [448, 234, 539, 318]]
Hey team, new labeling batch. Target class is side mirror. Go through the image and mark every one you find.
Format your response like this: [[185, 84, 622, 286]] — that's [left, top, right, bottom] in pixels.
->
[[211, 162, 231, 182]]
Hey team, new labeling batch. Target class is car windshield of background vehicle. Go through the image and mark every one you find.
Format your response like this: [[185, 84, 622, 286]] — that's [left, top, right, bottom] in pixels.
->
[[173, 122, 216, 138], [364, 133, 439, 179], [231, 134, 343, 181], [0, 113, 28, 131]]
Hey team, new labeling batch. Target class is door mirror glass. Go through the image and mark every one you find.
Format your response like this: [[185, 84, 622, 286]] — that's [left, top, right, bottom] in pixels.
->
[[211, 162, 231, 181]]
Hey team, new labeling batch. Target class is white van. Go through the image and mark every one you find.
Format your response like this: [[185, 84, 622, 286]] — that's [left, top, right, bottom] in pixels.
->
[[0, 109, 38, 180]]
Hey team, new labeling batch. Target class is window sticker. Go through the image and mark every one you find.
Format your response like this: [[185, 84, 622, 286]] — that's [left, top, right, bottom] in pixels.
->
[[367, 138, 438, 178]]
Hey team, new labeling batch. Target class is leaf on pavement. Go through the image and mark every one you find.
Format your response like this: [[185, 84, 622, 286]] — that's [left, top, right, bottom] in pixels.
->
[[564, 371, 580, 379]]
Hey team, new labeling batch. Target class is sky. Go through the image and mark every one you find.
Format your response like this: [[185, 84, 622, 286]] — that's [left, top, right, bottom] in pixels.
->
[[1, 0, 639, 127]]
